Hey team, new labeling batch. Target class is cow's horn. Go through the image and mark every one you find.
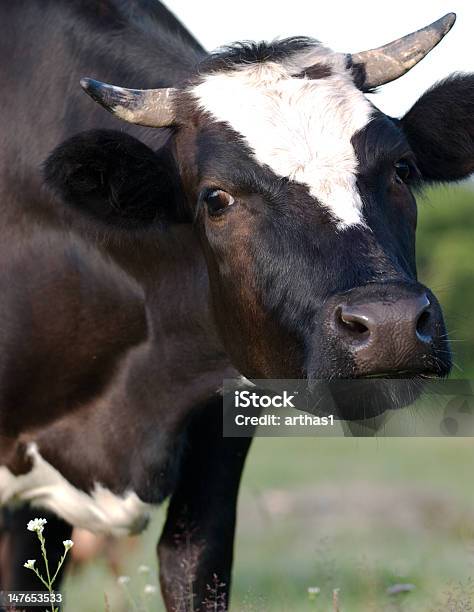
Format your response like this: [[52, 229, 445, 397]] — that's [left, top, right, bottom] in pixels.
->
[[80, 78, 177, 127], [351, 13, 456, 89]]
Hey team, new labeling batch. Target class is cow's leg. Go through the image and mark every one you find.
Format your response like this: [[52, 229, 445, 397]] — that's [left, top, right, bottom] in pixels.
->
[[158, 397, 252, 612], [0, 505, 72, 592]]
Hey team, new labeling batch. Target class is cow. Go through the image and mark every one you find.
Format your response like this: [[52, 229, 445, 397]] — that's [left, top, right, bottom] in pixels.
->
[[0, 1, 473, 609]]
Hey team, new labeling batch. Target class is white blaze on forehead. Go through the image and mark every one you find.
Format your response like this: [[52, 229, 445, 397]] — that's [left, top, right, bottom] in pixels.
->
[[191, 46, 373, 228]]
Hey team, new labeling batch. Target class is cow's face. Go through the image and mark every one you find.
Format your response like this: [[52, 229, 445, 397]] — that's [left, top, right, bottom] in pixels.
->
[[170, 45, 450, 384], [49, 18, 474, 417]]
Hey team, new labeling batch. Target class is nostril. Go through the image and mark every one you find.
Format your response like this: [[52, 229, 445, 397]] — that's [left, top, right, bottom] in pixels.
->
[[336, 306, 370, 339], [341, 316, 369, 336], [416, 307, 432, 342]]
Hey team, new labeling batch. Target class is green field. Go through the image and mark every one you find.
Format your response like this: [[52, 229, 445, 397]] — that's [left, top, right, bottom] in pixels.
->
[[59, 184, 474, 611], [63, 438, 474, 611]]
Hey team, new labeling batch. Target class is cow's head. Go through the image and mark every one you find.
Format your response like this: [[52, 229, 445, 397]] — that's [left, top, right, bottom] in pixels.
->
[[46, 14, 474, 415]]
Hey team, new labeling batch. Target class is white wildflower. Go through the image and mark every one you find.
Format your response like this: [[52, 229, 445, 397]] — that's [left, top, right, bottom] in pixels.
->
[[144, 584, 158, 595], [63, 539, 74, 551], [27, 518, 47, 533], [308, 586, 321, 600], [138, 565, 150, 574], [24, 559, 36, 570], [117, 575, 131, 586]]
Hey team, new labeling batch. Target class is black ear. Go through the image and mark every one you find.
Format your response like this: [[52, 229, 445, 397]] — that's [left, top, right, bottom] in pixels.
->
[[401, 74, 474, 182], [44, 130, 184, 228]]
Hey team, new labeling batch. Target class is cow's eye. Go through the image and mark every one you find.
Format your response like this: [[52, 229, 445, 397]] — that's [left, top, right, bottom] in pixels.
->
[[204, 189, 235, 216], [394, 160, 411, 183]]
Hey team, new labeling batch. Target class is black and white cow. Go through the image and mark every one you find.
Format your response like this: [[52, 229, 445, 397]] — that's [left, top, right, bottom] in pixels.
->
[[0, 1, 473, 609]]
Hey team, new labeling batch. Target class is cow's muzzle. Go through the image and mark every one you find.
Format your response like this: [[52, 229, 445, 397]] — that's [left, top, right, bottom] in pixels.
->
[[326, 282, 451, 378]]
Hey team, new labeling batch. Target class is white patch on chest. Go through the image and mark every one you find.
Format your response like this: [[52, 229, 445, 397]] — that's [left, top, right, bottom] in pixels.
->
[[0, 444, 150, 537], [191, 46, 372, 228]]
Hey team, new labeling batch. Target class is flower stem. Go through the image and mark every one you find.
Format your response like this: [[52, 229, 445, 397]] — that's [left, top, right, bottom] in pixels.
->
[[38, 531, 56, 612]]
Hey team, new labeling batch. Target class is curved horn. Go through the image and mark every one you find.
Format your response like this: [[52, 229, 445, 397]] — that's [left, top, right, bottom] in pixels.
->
[[351, 13, 456, 89], [80, 78, 177, 127]]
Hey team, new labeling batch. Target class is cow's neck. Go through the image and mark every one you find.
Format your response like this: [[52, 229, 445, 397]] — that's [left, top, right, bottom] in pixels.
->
[[106, 223, 238, 422]]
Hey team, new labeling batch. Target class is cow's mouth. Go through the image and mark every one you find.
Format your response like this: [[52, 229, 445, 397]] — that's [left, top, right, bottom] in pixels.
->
[[312, 369, 444, 421], [358, 369, 441, 380]]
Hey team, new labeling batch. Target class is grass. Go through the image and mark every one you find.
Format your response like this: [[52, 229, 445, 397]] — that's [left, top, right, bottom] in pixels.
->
[[62, 437, 474, 611], [231, 438, 474, 611]]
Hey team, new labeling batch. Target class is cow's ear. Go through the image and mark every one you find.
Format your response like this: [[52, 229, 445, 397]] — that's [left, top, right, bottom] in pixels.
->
[[401, 74, 474, 182], [44, 130, 185, 228]]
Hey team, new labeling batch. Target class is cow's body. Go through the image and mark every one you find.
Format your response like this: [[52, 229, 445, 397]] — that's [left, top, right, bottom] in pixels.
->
[[0, 1, 226, 497], [0, 1, 473, 610], [0, 2, 247, 606]]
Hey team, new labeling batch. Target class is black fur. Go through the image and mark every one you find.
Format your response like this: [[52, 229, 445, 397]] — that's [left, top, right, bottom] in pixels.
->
[[346, 56, 373, 93], [353, 113, 421, 187], [294, 64, 333, 80], [401, 74, 474, 181], [199, 37, 318, 74], [44, 130, 185, 228]]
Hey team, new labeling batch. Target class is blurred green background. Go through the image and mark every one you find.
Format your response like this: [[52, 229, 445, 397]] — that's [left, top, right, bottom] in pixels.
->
[[417, 185, 474, 378], [63, 184, 474, 611]]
